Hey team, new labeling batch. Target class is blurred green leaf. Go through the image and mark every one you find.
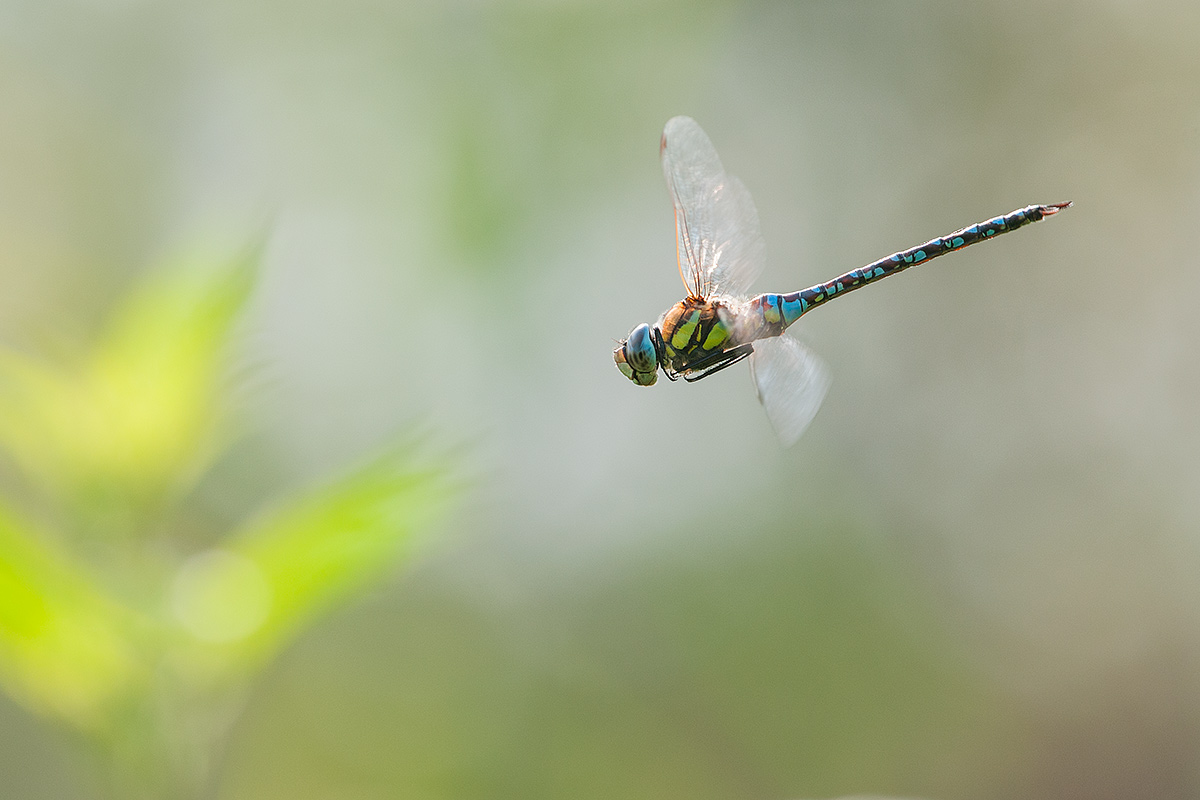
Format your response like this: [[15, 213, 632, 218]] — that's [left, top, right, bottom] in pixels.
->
[[0, 503, 143, 730], [169, 451, 454, 682], [0, 229, 461, 799], [0, 244, 256, 515]]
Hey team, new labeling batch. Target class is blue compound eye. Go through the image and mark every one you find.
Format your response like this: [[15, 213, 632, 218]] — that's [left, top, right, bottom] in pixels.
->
[[625, 323, 657, 372], [613, 323, 659, 386]]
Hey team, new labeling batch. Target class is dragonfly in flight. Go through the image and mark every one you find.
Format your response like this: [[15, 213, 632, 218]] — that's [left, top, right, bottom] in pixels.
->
[[614, 116, 1070, 444]]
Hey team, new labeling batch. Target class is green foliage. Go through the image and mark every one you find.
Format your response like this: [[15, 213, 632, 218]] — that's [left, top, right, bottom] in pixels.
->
[[0, 506, 144, 731], [0, 244, 453, 798], [172, 453, 451, 682], [0, 250, 253, 513]]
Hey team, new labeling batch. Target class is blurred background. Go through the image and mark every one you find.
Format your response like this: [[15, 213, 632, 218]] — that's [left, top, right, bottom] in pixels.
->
[[0, 0, 1198, 798]]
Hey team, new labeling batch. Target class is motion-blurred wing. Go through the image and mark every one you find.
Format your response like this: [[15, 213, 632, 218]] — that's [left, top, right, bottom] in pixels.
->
[[749, 334, 831, 446], [661, 116, 765, 300]]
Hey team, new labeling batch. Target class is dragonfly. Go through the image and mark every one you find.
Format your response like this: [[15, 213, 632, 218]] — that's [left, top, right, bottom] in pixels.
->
[[614, 115, 1070, 445]]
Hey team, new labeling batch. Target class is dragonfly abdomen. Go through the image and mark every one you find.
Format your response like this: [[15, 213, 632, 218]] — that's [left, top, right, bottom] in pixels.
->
[[731, 294, 798, 342], [752, 202, 1073, 338]]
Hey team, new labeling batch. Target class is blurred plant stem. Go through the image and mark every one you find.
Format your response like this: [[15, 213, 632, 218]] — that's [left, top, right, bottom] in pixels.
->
[[0, 241, 454, 799]]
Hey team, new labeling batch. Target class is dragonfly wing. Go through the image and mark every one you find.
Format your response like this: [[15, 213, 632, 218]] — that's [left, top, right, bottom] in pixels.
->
[[661, 116, 765, 299], [749, 334, 831, 446]]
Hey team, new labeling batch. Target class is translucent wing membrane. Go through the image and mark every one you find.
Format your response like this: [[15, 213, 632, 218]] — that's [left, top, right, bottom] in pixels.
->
[[749, 334, 831, 446], [661, 116, 765, 300]]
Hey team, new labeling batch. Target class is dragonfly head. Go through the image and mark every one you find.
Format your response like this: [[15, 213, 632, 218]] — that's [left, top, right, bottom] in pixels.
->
[[614, 323, 663, 386]]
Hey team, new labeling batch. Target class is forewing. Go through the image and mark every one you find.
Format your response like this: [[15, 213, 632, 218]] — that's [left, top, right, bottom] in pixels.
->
[[749, 334, 831, 446], [661, 116, 766, 299]]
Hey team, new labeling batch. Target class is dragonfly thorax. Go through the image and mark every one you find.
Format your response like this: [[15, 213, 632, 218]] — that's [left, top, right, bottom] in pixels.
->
[[657, 297, 741, 373]]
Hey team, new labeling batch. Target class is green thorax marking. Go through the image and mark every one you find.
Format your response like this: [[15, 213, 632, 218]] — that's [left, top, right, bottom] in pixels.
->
[[658, 298, 735, 369]]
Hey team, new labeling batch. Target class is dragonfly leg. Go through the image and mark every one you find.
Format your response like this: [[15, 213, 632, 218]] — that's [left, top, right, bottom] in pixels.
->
[[681, 343, 755, 382]]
